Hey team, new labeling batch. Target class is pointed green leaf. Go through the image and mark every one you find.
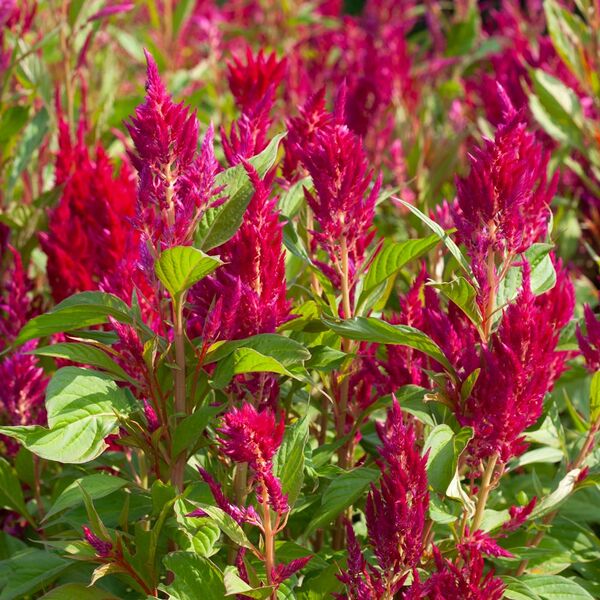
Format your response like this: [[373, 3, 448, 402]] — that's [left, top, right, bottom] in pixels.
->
[[0, 367, 134, 463], [155, 246, 222, 299], [322, 316, 456, 376]]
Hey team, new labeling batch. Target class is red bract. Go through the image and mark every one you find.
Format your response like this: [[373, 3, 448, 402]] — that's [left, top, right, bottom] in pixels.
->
[[298, 113, 381, 284], [577, 304, 600, 372], [126, 51, 219, 249], [217, 403, 288, 512], [41, 117, 137, 302], [227, 47, 286, 116], [218, 403, 284, 467], [406, 546, 505, 599], [452, 87, 555, 283], [503, 497, 537, 532], [338, 399, 429, 597], [82, 526, 112, 558], [0, 247, 46, 454], [192, 166, 289, 343], [458, 266, 574, 464]]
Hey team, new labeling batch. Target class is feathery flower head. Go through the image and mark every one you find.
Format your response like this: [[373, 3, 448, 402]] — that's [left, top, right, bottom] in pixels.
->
[[338, 399, 428, 597], [283, 88, 336, 179], [299, 118, 381, 279], [459, 265, 574, 463], [458, 528, 513, 559], [227, 47, 286, 115], [367, 399, 429, 573], [453, 86, 555, 266], [191, 165, 290, 344], [406, 546, 505, 599], [577, 304, 600, 373], [503, 497, 537, 532], [271, 556, 313, 585], [82, 526, 113, 558], [126, 51, 219, 248], [195, 467, 259, 525], [42, 115, 137, 302], [217, 403, 284, 468]]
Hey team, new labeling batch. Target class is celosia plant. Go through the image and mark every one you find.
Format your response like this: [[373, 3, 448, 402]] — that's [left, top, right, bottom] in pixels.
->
[[0, 2, 599, 599]]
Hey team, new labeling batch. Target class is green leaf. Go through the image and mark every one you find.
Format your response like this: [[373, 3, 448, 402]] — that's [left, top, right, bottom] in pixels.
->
[[530, 69, 585, 149], [0, 367, 133, 463], [425, 426, 473, 493], [196, 133, 286, 251], [155, 246, 222, 299], [396, 198, 473, 279], [162, 552, 226, 600], [204, 334, 310, 366], [7, 107, 49, 193], [503, 577, 543, 600], [0, 549, 69, 600], [279, 176, 310, 218], [172, 405, 222, 458], [273, 416, 310, 508], [306, 467, 379, 533], [223, 566, 273, 598], [211, 347, 300, 390], [322, 316, 456, 376], [357, 235, 440, 312], [589, 372, 600, 424], [445, 8, 479, 57], [497, 244, 556, 307], [519, 575, 594, 599], [429, 277, 482, 330], [0, 458, 29, 520], [16, 292, 132, 345], [531, 469, 584, 519], [544, 0, 589, 85], [43, 473, 128, 522], [29, 342, 132, 382], [191, 505, 253, 549]]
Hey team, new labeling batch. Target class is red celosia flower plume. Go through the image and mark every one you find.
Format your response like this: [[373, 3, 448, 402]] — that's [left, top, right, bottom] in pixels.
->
[[298, 111, 381, 285], [217, 403, 288, 513], [577, 304, 600, 372], [458, 265, 574, 464], [338, 398, 429, 597], [0, 246, 47, 455], [41, 115, 137, 302], [227, 46, 286, 116], [452, 86, 556, 291], [405, 546, 505, 599], [126, 50, 220, 249], [191, 164, 290, 342]]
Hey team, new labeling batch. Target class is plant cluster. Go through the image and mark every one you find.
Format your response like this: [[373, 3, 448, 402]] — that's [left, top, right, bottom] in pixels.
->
[[0, 1, 600, 599]]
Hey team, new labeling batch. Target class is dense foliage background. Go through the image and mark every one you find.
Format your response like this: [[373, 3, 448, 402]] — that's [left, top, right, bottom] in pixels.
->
[[0, 0, 600, 598]]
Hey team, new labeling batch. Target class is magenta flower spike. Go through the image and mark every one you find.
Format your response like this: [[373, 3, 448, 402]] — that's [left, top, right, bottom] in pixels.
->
[[577, 304, 600, 372], [217, 403, 288, 513], [452, 86, 556, 290], [458, 265, 574, 464], [82, 526, 113, 558], [338, 398, 429, 597], [227, 46, 286, 116], [298, 116, 381, 283], [405, 546, 505, 599], [126, 50, 219, 249]]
